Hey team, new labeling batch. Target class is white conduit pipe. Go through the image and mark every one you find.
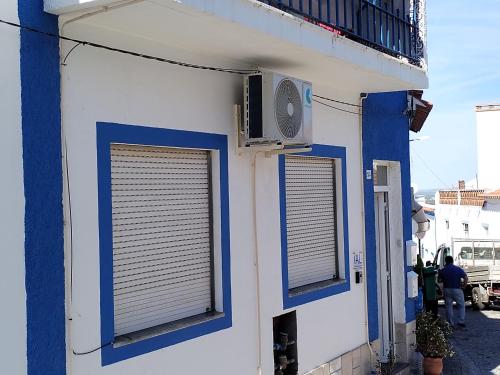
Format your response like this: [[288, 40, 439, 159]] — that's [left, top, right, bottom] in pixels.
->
[[251, 151, 264, 375]]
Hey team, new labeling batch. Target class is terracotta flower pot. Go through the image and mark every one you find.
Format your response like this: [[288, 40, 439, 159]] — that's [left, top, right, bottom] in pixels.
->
[[423, 357, 443, 375]]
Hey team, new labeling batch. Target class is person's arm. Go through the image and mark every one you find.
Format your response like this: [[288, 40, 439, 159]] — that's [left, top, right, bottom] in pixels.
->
[[462, 270, 468, 288]]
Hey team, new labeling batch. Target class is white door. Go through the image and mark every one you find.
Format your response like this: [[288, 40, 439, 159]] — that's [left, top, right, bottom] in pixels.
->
[[375, 192, 394, 362]]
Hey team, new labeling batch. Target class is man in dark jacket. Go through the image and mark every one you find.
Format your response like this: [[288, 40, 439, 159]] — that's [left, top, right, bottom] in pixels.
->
[[438, 256, 468, 327], [423, 261, 438, 318]]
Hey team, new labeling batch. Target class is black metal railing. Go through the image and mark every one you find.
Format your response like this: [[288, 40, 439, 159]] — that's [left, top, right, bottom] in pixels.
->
[[259, 0, 425, 65]]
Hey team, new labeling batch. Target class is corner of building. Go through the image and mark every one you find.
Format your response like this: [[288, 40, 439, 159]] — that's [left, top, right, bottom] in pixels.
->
[[17, 0, 66, 374]]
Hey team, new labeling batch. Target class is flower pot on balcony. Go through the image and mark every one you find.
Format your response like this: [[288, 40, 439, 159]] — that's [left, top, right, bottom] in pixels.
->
[[423, 357, 443, 375]]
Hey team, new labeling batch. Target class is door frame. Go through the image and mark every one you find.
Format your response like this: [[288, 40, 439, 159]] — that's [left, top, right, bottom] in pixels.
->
[[374, 190, 394, 362], [373, 161, 405, 363]]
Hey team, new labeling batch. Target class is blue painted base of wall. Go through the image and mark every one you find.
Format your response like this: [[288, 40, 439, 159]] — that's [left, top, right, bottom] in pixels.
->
[[362, 91, 415, 342], [19, 1, 66, 374]]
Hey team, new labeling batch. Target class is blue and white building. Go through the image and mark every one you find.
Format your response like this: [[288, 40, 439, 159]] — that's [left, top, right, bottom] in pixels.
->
[[1, 0, 429, 374]]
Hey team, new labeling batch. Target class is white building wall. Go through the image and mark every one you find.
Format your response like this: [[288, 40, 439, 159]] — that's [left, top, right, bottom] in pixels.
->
[[61, 23, 368, 375], [476, 107, 500, 190], [419, 215, 437, 264], [0, 1, 27, 375], [435, 203, 500, 249]]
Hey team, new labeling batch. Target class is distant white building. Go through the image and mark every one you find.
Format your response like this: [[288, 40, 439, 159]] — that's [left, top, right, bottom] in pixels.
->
[[477, 105, 500, 190], [435, 105, 500, 251], [435, 189, 500, 245], [1, 1, 430, 374]]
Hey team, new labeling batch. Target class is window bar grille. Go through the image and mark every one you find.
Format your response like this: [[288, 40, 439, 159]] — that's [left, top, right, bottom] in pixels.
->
[[414, 5, 419, 58], [402, 0, 406, 55], [336, 0, 340, 26], [373, 6, 376, 43], [343, 0, 347, 29], [258, 0, 422, 61], [358, 0, 362, 36], [327, 0, 332, 24], [384, 3, 388, 48], [351, 0, 355, 33], [396, 9, 401, 52], [407, 14, 411, 57], [379, 5, 382, 45], [391, 0, 395, 50], [366, 1, 370, 41]]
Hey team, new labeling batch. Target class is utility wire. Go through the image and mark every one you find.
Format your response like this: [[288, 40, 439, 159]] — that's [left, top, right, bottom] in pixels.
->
[[0, 20, 408, 117], [313, 94, 361, 108], [0, 18, 378, 115], [411, 145, 451, 189], [312, 98, 361, 115], [0, 19, 258, 75]]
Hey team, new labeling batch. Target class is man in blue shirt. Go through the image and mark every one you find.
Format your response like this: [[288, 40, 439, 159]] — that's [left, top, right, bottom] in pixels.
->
[[438, 256, 469, 327]]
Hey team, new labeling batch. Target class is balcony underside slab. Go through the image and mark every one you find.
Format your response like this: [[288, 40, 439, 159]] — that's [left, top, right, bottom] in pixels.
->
[[51, 0, 428, 93]]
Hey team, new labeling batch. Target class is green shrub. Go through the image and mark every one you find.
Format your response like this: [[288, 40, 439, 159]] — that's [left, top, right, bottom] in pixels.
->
[[415, 312, 454, 358]]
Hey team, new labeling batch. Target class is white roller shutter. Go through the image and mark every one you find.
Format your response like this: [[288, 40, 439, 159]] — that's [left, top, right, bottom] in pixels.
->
[[110, 144, 213, 336], [285, 155, 338, 290]]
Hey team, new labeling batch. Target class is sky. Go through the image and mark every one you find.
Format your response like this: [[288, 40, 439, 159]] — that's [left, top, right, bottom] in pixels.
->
[[410, 1, 500, 191]]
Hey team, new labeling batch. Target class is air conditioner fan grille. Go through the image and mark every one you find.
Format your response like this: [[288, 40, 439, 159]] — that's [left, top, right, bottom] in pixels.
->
[[274, 79, 303, 139]]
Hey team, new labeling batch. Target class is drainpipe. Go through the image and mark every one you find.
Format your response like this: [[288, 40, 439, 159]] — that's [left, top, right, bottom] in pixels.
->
[[358, 93, 375, 357], [251, 151, 264, 375]]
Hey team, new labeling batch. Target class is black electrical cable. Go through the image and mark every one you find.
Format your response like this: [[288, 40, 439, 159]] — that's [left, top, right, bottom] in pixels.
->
[[313, 94, 362, 108], [312, 98, 361, 115], [73, 341, 114, 356], [62, 42, 82, 66], [0, 18, 413, 118], [0, 18, 380, 114], [0, 18, 259, 75]]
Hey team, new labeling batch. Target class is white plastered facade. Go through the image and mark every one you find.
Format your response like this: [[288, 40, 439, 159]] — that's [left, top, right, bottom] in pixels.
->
[[61, 21, 368, 374]]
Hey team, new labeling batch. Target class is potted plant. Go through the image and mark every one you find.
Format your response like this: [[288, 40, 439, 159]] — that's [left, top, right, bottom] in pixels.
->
[[415, 312, 454, 375]]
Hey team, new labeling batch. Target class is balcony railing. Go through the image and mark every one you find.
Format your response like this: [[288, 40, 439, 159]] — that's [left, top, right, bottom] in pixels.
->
[[259, 0, 426, 66]]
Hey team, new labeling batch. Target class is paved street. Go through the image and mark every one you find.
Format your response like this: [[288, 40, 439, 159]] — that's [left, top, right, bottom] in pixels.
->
[[442, 305, 500, 375]]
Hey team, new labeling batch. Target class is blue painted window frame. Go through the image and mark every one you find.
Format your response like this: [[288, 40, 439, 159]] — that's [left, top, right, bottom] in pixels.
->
[[279, 144, 350, 309], [97, 123, 232, 365]]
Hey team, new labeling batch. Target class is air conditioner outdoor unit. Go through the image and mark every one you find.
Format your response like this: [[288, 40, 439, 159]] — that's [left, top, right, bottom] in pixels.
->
[[242, 71, 312, 147]]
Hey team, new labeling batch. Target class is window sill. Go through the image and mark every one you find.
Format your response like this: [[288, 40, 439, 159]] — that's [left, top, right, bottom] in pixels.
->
[[114, 311, 224, 348], [101, 309, 231, 365], [289, 278, 346, 297], [283, 277, 350, 309]]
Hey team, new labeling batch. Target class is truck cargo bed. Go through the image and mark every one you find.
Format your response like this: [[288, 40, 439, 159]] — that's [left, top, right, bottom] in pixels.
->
[[463, 265, 500, 283]]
